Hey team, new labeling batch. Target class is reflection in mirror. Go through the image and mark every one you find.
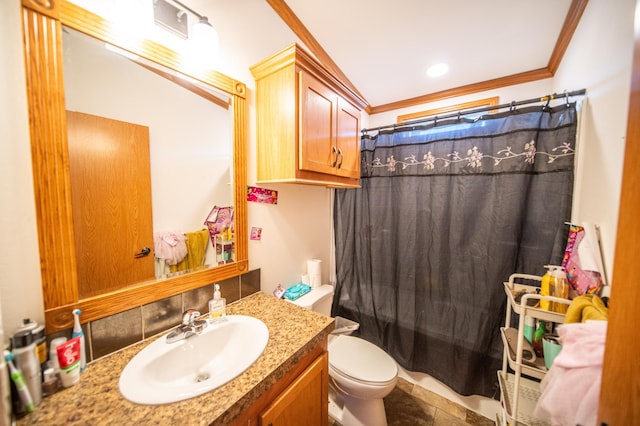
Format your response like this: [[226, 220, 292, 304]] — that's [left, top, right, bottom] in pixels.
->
[[63, 27, 235, 298], [22, 1, 247, 333]]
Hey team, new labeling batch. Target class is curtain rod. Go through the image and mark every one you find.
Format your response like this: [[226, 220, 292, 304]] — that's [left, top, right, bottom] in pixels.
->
[[361, 88, 587, 135]]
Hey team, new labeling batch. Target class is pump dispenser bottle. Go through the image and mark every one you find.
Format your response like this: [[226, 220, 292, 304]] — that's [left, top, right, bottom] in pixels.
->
[[550, 267, 569, 313], [208, 284, 226, 324], [540, 265, 555, 310]]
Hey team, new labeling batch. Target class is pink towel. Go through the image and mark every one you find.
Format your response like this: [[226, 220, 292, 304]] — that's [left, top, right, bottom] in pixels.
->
[[534, 320, 607, 426], [153, 231, 187, 265]]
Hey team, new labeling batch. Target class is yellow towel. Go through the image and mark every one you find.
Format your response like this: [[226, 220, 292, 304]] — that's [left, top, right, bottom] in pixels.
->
[[564, 294, 608, 323], [170, 229, 210, 273]]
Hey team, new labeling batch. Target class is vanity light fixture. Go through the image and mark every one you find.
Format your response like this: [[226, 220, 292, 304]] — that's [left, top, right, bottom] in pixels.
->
[[153, 0, 219, 50], [153, 0, 188, 39]]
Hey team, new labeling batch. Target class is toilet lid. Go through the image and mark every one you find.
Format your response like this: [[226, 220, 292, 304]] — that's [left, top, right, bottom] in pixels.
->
[[329, 335, 397, 383]]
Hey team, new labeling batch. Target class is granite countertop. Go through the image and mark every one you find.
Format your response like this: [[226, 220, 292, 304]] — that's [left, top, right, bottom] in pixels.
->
[[18, 292, 334, 425]]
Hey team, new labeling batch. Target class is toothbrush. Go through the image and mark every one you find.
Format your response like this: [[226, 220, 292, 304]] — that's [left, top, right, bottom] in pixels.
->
[[4, 350, 34, 413], [72, 309, 87, 371]]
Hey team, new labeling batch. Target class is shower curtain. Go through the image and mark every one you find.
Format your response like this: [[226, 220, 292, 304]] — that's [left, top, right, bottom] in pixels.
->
[[332, 104, 577, 398]]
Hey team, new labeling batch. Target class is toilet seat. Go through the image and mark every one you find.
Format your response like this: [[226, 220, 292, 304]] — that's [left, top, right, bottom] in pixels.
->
[[329, 364, 397, 388], [329, 335, 397, 385]]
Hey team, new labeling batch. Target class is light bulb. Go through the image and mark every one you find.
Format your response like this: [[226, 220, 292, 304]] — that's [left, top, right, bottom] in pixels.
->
[[191, 17, 219, 64]]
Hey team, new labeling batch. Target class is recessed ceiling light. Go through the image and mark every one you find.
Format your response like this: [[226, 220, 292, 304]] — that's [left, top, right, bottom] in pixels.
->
[[426, 63, 449, 78]]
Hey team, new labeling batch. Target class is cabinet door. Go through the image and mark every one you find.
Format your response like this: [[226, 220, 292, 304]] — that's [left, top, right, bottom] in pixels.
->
[[335, 98, 361, 179], [259, 352, 328, 426], [299, 70, 339, 176]]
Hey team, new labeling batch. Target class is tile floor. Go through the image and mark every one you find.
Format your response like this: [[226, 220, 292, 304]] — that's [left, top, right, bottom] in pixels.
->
[[329, 377, 496, 426]]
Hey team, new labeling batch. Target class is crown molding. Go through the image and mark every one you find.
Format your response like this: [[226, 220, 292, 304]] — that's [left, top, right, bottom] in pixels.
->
[[267, 0, 588, 115]]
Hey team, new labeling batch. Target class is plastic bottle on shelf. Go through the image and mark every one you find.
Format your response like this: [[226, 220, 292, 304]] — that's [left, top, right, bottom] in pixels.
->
[[532, 320, 547, 358], [10, 331, 42, 406], [540, 266, 555, 310], [551, 267, 569, 314], [524, 316, 535, 343]]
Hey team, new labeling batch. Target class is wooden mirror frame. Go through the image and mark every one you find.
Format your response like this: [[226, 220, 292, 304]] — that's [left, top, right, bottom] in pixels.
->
[[21, 0, 248, 333]]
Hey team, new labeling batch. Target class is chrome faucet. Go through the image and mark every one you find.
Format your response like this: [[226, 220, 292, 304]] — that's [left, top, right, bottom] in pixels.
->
[[166, 309, 208, 343]]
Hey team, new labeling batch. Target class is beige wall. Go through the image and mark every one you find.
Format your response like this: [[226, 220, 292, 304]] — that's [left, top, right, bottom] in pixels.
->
[[552, 0, 635, 288], [0, 0, 45, 339], [0, 0, 634, 342]]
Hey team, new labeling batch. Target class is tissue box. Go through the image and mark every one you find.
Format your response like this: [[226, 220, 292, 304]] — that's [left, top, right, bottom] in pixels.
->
[[284, 283, 312, 301]]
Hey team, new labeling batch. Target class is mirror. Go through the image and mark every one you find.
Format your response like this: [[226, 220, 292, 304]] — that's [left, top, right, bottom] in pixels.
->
[[21, 0, 248, 333], [64, 27, 234, 296]]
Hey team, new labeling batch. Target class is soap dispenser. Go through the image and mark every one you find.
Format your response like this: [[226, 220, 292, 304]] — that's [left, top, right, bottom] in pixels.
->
[[208, 284, 226, 324], [550, 267, 569, 314]]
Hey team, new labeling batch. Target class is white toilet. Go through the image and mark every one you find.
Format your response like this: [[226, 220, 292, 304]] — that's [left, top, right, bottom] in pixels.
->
[[288, 285, 398, 426]]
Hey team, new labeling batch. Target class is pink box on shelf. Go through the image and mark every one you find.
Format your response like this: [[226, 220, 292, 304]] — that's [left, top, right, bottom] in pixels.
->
[[204, 205, 234, 253]]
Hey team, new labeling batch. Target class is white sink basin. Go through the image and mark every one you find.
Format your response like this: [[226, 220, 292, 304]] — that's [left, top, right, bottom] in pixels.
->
[[119, 315, 269, 404]]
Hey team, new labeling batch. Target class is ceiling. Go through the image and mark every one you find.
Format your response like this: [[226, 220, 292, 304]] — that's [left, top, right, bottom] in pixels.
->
[[190, 0, 586, 114]]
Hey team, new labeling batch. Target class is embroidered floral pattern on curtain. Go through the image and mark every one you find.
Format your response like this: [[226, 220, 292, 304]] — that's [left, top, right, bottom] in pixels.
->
[[361, 105, 577, 177], [333, 104, 576, 398], [373, 139, 573, 173]]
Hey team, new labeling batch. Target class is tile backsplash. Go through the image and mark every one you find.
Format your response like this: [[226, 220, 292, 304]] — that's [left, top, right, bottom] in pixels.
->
[[49, 269, 261, 363]]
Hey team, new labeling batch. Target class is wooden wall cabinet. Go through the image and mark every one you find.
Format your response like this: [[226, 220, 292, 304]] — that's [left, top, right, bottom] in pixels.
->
[[251, 43, 367, 188]]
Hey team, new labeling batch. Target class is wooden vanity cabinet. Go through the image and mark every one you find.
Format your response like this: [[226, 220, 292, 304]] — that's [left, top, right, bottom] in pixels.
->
[[251, 43, 366, 188], [230, 339, 329, 426], [259, 352, 328, 426]]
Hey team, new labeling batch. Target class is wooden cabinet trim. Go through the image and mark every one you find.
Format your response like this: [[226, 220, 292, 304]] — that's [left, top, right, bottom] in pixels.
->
[[251, 43, 366, 111]]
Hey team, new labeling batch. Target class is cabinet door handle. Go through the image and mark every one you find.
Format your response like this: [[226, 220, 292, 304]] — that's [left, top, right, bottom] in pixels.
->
[[134, 247, 151, 258], [331, 146, 338, 167], [336, 148, 343, 169]]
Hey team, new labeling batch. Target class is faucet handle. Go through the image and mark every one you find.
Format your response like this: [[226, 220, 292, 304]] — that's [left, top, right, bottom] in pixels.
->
[[182, 309, 201, 325]]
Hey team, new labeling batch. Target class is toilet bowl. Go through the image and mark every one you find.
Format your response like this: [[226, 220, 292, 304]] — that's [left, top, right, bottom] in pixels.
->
[[328, 334, 398, 426], [287, 285, 398, 426]]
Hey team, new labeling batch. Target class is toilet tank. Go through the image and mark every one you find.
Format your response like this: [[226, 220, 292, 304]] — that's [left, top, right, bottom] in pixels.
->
[[289, 284, 334, 316]]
